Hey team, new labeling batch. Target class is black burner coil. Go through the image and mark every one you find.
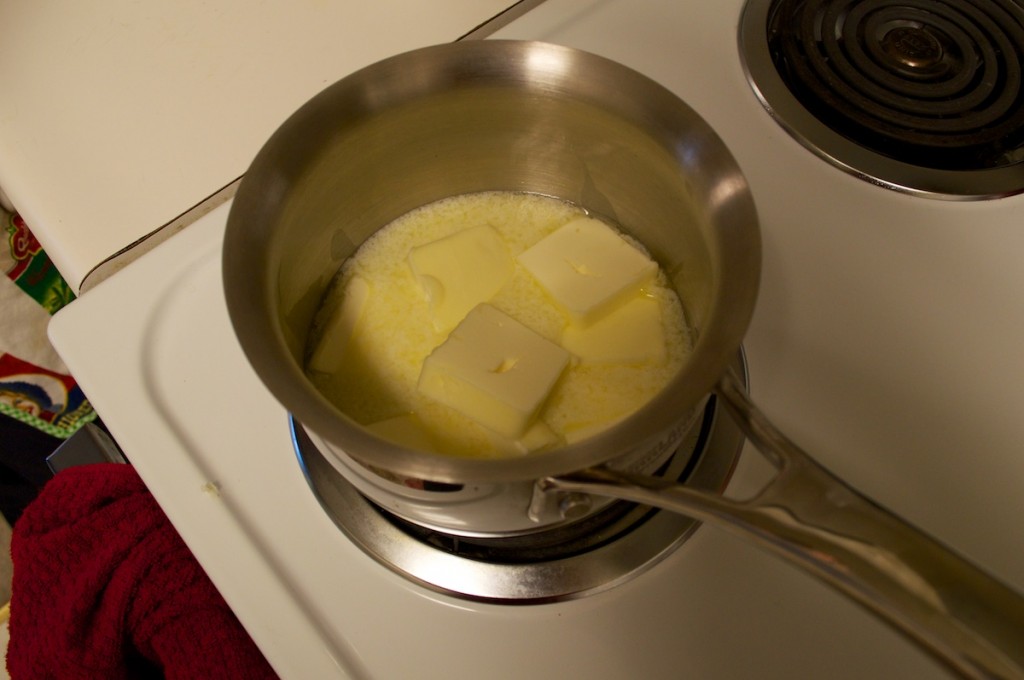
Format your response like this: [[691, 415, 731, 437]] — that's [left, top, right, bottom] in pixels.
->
[[768, 0, 1024, 170]]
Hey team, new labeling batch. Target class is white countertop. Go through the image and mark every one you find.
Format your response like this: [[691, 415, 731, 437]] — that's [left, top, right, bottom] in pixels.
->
[[0, 0, 520, 293]]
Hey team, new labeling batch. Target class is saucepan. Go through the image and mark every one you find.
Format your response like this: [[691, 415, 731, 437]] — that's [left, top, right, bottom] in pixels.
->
[[222, 41, 1024, 679]]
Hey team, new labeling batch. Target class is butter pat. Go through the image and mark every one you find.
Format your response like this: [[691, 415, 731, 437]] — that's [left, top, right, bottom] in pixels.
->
[[417, 304, 569, 438], [517, 217, 657, 326], [408, 225, 513, 332], [308, 275, 371, 373], [562, 295, 666, 364]]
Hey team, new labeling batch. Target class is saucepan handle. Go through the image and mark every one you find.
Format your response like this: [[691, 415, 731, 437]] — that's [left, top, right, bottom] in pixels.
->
[[544, 366, 1024, 680]]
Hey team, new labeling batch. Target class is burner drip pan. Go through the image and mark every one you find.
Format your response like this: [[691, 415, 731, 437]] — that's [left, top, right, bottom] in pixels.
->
[[292, 356, 747, 603], [740, 0, 1024, 198]]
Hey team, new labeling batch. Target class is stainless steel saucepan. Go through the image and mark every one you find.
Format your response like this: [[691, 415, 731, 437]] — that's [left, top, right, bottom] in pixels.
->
[[222, 40, 1024, 679]]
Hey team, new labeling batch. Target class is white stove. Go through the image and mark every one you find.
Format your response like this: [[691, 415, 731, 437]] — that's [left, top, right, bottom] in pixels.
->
[[46, 0, 1024, 678]]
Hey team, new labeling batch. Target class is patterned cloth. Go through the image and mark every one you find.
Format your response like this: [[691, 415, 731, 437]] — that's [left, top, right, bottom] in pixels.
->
[[8, 464, 278, 679], [1, 209, 94, 438], [1, 209, 100, 522]]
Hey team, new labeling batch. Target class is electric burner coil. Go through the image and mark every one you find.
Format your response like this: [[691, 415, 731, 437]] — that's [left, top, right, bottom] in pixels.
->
[[741, 0, 1024, 197]]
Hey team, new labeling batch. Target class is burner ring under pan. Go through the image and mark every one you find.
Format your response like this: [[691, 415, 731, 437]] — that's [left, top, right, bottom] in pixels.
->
[[740, 0, 1024, 198], [291, 357, 747, 603]]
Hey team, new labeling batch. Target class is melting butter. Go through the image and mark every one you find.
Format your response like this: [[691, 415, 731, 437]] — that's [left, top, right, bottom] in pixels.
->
[[307, 191, 692, 459], [418, 304, 570, 439]]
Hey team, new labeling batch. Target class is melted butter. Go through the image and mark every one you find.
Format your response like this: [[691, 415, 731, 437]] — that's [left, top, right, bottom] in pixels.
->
[[308, 191, 692, 459]]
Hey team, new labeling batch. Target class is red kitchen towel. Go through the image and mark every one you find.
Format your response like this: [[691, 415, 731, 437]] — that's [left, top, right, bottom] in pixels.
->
[[8, 463, 278, 679]]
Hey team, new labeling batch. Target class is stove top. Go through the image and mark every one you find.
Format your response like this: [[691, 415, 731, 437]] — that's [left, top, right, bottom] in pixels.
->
[[50, 194, 963, 679], [46, 0, 1024, 677]]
